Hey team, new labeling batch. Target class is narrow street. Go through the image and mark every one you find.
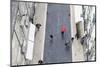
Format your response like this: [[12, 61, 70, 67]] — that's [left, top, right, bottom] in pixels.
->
[[43, 4, 72, 63]]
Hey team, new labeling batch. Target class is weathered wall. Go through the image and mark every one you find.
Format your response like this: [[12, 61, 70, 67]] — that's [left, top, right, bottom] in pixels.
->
[[11, 1, 35, 65], [11, 1, 48, 65], [32, 3, 47, 64]]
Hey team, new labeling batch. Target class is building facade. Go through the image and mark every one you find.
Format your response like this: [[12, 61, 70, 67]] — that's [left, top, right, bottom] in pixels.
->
[[82, 5, 96, 61], [11, 1, 47, 65]]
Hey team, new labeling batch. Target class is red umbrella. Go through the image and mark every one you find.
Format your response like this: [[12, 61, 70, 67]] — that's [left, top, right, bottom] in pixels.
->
[[61, 24, 67, 32]]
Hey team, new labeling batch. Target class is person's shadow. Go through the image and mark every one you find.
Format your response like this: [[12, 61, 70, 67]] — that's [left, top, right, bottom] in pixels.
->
[[65, 41, 70, 50]]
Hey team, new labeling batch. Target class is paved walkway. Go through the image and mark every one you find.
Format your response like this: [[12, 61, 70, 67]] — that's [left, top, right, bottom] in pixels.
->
[[72, 38, 85, 62], [43, 4, 72, 64]]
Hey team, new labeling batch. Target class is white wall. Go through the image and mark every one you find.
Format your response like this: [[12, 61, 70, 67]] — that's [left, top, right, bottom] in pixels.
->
[[70, 5, 76, 38], [32, 3, 48, 64], [74, 6, 84, 37], [70, 5, 84, 38], [74, 6, 83, 23]]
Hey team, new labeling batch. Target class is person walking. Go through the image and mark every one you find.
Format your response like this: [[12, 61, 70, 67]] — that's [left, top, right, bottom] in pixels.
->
[[60, 24, 67, 39], [50, 34, 53, 43], [36, 23, 41, 31], [38, 60, 43, 64]]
